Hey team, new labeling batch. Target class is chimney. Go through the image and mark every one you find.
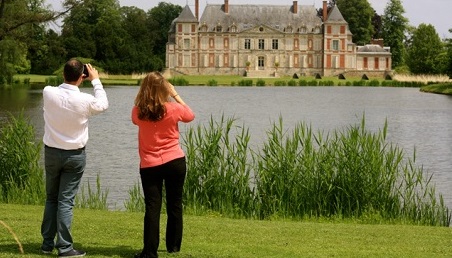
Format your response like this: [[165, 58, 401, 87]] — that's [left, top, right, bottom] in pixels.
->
[[195, 0, 199, 20], [224, 0, 229, 14], [371, 38, 384, 48], [323, 0, 328, 21], [293, 1, 298, 14]]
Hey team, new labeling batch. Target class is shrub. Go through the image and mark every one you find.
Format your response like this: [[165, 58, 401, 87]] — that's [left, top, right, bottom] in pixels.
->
[[308, 80, 318, 86], [168, 77, 189, 86], [367, 79, 380, 86], [299, 80, 308, 86], [256, 79, 265, 86], [207, 79, 218, 86], [273, 81, 286, 86], [238, 79, 253, 86], [287, 80, 297, 86]]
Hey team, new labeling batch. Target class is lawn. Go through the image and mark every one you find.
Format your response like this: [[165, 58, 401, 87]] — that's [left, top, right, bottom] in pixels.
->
[[13, 74, 382, 87], [1, 204, 451, 257]]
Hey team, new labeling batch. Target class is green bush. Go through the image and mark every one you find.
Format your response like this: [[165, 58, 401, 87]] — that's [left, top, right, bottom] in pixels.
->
[[287, 80, 297, 86], [168, 77, 190, 86], [207, 79, 218, 86], [45, 76, 63, 86], [238, 79, 253, 86], [308, 80, 318, 86], [367, 79, 381, 86], [273, 81, 286, 86], [299, 80, 308, 86], [256, 79, 266, 86]]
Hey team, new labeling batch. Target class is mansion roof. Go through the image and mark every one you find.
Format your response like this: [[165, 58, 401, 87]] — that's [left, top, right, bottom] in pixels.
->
[[173, 4, 323, 33]]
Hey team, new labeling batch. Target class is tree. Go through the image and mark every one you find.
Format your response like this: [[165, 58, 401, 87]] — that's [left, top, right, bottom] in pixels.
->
[[147, 3, 182, 70], [118, 6, 155, 73], [445, 29, 452, 77], [336, 0, 374, 45], [28, 29, 66, 74], [0, 0, 52, 82], [381, 0, 409, 68], [61, 0, 128, 73], [406, 24, 444, 74], [372, 11, 382, 39], [0, 0, 80, 82]]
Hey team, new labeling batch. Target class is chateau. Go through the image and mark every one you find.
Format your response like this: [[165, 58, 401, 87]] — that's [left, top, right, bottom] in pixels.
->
[[165, 0, 392, 78]]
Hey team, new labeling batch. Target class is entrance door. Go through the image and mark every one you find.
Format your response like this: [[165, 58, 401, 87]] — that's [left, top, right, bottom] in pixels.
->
[[258, 56, 265, 70]]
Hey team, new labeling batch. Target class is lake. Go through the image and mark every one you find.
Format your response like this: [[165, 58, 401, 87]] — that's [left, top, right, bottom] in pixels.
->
[[1, 85, 451, 210]]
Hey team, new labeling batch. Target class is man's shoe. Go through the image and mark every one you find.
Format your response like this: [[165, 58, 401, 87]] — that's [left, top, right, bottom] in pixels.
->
[[41, 248, 53, 254], [58, 249, 86, 257]]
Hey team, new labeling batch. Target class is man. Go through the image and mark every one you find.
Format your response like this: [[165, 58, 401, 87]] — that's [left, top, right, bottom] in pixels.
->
[[40, 59, 109, 257]]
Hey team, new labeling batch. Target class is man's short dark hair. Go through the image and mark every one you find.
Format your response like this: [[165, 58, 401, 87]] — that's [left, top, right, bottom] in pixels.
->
[[64, 59, 84, 82]]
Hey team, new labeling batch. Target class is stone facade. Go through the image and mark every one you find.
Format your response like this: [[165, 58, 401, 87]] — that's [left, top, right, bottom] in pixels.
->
[[166, 0, 392, 78]]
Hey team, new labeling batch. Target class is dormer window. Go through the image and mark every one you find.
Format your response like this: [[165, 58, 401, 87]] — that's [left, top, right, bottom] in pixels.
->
[[216, 23, 222, 32], [230, 23, 237, 33], [300, 25, 307, 34], [314, 25, 321, 33], [286, 24, 293, 33], [200, 22, 208, 32]]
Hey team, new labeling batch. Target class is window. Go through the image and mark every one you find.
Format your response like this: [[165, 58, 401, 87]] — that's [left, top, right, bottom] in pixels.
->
[[245, 39, 251, 49], [209, 38, 214, 48], [272, 39, 279, 50], [258, 56, 264, 69], [183, 54, 190, 67], [258, 39, 265, 50], [184, 39, 190, 49], [332, 40, 339, 51]]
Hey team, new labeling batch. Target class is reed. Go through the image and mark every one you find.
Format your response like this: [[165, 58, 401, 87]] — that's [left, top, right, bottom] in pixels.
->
[[394, 74, 451, 84], [0, 112, 45, 205], [183, 115, 451, 226], [183, 116, 256, 218], [75, 174, 109, 210], [124, 183, 145, 212]]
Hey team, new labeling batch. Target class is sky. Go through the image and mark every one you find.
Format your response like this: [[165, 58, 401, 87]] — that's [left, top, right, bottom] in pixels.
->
[[45, 0, 451, 38]]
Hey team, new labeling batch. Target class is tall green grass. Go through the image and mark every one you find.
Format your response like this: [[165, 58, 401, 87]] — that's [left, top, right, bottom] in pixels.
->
[[75, 174, 109, 210], [183, 115, 451, 226], [0, 113, 110, 209], [183, 116, 256, 218], [0, 112, 45, 204], [1, 112, 449, 226]]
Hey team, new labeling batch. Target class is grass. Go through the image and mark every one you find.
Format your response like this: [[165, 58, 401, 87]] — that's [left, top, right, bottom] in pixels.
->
[[420, 83, 452, 95], [1, 203, 452, 257], [183, 116, 450, 226]]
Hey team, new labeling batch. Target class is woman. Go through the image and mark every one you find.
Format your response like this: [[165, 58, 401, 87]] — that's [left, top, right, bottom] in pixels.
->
[[132, 72, 195, 258]]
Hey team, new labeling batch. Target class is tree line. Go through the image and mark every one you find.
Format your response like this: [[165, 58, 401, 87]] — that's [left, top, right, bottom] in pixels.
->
[[0, 0, 451, 85]]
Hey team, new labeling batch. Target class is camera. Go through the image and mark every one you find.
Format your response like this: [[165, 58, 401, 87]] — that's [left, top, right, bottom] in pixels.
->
[[83, 64, 89, 77]]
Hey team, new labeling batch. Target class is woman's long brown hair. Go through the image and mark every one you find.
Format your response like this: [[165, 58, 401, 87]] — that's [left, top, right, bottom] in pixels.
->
[[134, 72, 171, 121]]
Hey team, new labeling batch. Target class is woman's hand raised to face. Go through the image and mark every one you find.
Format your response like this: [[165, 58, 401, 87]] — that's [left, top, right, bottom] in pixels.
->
[[166, 81, 178, 97]]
